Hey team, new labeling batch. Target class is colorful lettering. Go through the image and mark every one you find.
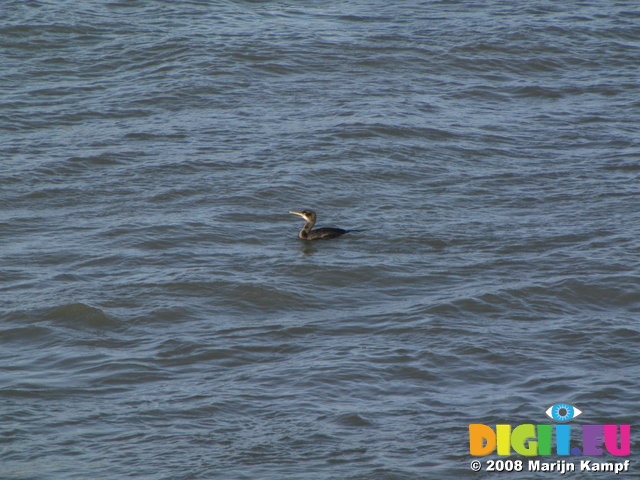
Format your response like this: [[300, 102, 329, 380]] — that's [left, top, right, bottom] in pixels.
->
[[467, 424, 630, 457]]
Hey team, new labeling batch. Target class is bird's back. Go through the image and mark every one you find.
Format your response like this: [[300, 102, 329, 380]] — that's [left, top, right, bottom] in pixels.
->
[[304, 227, 348, 240]]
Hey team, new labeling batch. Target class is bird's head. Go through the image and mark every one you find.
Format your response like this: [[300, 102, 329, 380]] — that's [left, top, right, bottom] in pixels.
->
[[289, 209, 317, 223]]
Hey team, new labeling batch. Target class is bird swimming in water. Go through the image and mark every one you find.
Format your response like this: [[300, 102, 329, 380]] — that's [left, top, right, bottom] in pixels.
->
[[289, 209, 349, 240]]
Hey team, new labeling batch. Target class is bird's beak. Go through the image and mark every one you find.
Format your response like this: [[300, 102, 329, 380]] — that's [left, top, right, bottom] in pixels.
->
[[289, 211, 304, 217]]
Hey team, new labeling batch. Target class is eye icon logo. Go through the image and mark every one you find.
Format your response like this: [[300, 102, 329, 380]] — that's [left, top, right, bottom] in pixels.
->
[[545, 403, 582, 422]]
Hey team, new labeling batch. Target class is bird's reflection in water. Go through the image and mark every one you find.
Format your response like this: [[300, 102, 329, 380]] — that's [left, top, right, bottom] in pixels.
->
[[300, 241, 318, 256]]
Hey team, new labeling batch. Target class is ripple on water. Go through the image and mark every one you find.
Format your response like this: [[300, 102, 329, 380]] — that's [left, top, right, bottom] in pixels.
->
[[45, 303, 117, 328]]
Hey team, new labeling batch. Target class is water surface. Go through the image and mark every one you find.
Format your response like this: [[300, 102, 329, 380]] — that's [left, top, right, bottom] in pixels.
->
[[2, 1, 639, 478]]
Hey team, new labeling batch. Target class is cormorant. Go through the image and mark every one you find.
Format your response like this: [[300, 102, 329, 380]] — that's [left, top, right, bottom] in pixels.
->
[[289, 209, 349, 240]]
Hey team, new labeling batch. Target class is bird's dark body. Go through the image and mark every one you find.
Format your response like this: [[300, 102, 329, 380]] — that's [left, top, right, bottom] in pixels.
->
[[289, 209, 349, 241], [299, 227, 348, 240]]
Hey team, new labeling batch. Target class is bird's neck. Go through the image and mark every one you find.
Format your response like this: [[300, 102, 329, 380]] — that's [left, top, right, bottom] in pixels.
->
[[298, 220, 315, 239]]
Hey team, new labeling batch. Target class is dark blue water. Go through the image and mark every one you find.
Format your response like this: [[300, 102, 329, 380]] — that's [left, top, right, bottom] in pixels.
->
[[2, 1, 639, 478]]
